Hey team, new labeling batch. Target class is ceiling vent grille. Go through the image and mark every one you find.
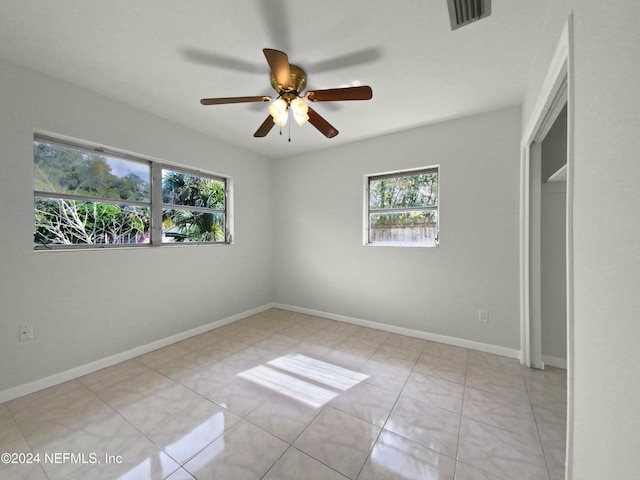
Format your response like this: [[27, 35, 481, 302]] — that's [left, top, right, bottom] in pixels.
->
[[447, 0, 491, 30]]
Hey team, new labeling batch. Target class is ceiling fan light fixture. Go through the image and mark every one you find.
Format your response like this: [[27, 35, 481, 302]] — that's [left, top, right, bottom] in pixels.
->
[[290, 97, 310, 126], [273, 110, 289, 127], [200, 48, 373, 139], [294, 112, 310, 126], [268, 98, 288, 118], [290, 97, 309, 117]]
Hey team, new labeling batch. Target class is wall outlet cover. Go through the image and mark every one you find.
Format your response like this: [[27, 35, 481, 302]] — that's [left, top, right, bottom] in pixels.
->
[[19, 325, 34, 341]]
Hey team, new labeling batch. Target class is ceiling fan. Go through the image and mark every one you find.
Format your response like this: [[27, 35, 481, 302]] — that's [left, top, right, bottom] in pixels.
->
[[200, 48, 373, 139]]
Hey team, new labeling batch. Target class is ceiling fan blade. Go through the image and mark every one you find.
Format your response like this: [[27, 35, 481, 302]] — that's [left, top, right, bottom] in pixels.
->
[[258, 0, 292, 54], [263, 48, 292, 89], [254, 115, 275, 137], [307, 107, 339, 138], [182, 47, 263, 74], [200, 96, 271, 105], [306, 48, 382, 74], [306, 86, 373, 102]]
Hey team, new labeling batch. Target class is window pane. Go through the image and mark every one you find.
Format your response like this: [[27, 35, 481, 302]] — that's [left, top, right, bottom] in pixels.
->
[[35, 141, 150, 202], [162, 209, 225, 243], [369, 211, 438, 244], [35, 197, 150, 246], [162, 170, 225, 209], [369, 173, 437, 210]]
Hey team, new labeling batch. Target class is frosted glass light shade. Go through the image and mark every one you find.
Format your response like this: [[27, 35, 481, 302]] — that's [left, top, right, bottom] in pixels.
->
[[294, 113, 309, 126], [268, 98, 288, 118], [290, 97, 309, 117], [273, 111, 289, 127]]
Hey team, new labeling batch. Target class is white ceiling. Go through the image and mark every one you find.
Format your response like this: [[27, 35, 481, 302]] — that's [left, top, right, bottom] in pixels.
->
[[0, 0, 551, 159]]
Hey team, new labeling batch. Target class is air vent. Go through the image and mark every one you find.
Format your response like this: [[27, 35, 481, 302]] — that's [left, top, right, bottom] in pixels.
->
[[447, 0, 491, 31]]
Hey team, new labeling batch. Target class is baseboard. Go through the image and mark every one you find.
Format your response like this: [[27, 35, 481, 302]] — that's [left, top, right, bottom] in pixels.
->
[[542, 354, 567, 369], [273, 303, 521, 360], [0, 303, 275, 403], [1, 302, 524, 403]]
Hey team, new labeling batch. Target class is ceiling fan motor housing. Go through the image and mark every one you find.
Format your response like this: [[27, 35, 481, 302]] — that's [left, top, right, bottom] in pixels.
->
[[270, 64, 307, 95]]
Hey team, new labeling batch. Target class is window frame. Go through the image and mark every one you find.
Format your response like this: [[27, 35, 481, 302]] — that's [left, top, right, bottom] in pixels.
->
[[155, 164, 229, 246], [34, 134, 232, 250], [364, 165, 439, 247]]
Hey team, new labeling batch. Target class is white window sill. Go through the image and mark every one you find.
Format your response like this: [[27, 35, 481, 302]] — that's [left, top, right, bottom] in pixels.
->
[[363, 242, 439, 248]]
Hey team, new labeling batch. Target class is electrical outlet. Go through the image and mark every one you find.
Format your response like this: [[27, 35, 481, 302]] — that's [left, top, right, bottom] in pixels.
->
[[478, 310, 489, 323], [19, 325, 34, 341]]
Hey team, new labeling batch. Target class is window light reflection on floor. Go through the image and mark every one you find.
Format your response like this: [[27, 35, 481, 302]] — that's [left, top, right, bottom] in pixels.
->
[[268, 354, 369, 391], [164, 411, 228, 462], [370, 433, 426, 479], [237, 354, 369, 408]]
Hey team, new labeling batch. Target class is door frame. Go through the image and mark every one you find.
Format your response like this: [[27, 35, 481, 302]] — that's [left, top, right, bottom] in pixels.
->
[[519, 14, 574, 478], [526, 83, 567, 371]]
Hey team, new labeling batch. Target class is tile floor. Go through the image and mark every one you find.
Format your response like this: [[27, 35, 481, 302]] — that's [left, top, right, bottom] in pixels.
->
[[0, 309, 567, 479]]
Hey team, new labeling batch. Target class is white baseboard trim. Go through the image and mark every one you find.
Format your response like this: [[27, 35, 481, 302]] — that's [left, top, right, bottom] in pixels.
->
[[0, 303, 275, 404], [1, 302, 523, 403], [542, 354, 567, 369], [273, 303, 521, 360]]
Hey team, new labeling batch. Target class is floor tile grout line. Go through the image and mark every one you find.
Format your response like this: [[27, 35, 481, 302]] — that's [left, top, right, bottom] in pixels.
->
[[524, 366, 562, 480], [3, 403, 53, 480], [78, 360, 242, 473], [377, 341, 423, 433], [3, 309, 565, 479], [247, 332, 385, 479], [152, 325, 327, 474], [139, 342, 323, 474], [81, 377, 189, 475], [178, 419, 250, 476], [456, 460, 511, 480], [308, 403, 389, 480], [353, 426, 383, 480], [462, 361, 554, 480], [258, 445, 349, 480], [526, 372, 556, 480], [355, 340, 459, 480], [163, 323, 373, 476], [363, 341, 451, 477], [454, 349, 471, 479], [18, 379, 185, 480]]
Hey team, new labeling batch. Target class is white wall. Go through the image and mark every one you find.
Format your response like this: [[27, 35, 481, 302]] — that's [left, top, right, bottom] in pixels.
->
[[523, 1, 640, 477], [274, 107, 521, 350], [0, 59, 274, 394], [540, 108, 568, 364], [540, 181, 567, 362], [541, 105, 568, 183], [571, 1, 640, 476], [6, 3, 640, 474]]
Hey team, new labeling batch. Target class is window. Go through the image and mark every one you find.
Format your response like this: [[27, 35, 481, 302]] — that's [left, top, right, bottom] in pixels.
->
[[161, 168, 226, 243], [34, 136, 230, 249], [365, 167, 439, 246]]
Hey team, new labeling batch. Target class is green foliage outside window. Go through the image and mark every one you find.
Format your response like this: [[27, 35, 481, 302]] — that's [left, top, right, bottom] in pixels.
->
[[34, 139, 227, 247], [369, 173, 438, 211], [35, 141, 151, 245], [162, 170, 226, 243], [368, 170, 439, 245]]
